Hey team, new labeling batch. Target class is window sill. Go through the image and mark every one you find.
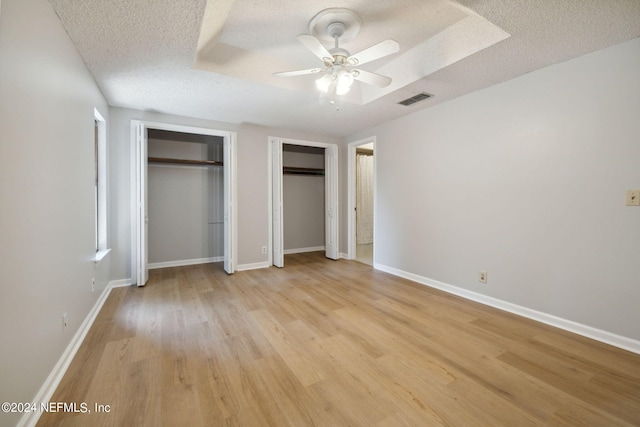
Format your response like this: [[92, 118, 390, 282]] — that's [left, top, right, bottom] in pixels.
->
[[94, 248, 112, 265]]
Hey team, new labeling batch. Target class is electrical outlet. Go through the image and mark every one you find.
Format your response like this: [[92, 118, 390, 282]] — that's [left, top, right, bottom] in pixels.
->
[[626, 189, 640, 206], [479, 271, 488, 284], [261, 246, 267, 254], [62, 313, 68, 330], [91, 278, 95, 292]]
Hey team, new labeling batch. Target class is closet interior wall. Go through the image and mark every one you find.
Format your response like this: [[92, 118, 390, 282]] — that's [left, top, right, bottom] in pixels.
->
[[282, 144, 325, 254], [147, 129, 224, 267]]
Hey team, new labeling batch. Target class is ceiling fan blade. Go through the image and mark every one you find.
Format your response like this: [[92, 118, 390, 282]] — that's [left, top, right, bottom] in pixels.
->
[[273, 68, 323, 77], [297, 34, 334, 64], [352, 69, 392, 88], [348, 39, 399, 66]]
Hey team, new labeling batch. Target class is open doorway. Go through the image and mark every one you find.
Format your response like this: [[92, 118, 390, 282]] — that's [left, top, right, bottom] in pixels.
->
[[348, 137, 375, 266]]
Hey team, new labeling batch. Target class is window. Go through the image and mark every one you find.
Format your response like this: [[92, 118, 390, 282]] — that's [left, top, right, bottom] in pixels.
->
[[94, 108, 109, 261]]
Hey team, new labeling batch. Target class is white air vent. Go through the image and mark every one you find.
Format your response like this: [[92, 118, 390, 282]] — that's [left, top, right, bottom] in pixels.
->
[[398, 92, 433, 106]]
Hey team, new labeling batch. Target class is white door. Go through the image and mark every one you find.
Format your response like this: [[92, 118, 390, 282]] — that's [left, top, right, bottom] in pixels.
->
[[324, 145, 338, 260], [135, 122, 149, 286], [223, 134, 235, 274], [271, 138, 284, 267]]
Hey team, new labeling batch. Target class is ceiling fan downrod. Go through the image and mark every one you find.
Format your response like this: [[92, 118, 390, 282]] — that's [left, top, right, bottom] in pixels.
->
[[326, 22, 350, 61]]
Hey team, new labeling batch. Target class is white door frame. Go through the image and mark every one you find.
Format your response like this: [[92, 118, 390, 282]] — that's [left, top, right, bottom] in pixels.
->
[[131, 120, 237, 285], [268, 137, 339, 267], [347, 136, 376, 262], [270, 138, 284, 267]]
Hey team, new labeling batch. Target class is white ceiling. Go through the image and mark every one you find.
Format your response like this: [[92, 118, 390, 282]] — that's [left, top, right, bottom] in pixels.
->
[[49, 0, 640, 138]]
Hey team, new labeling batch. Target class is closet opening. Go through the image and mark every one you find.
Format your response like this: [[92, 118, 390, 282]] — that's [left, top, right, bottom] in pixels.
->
[[147, 129, 225, 272], [131, 121, 237, 286], [269, 137, 339, 268], [282, 144, 326, 257]]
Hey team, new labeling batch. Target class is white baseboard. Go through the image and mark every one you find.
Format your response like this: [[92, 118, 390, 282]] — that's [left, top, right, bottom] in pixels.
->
[[236, 261, 270, 271], [339, 252, 350, 259], [375, 263, 640, 355], [109, 278, 133, 288], [148, 256, 223, 270], [18, 283, 115, 427], [283, 246, 325, 255]]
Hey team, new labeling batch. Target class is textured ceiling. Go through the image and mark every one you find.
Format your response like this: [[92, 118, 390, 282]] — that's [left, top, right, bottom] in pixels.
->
[[49, 0, 640, 138]]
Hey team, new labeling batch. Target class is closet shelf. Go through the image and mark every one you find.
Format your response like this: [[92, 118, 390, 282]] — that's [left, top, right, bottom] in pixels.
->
[[283, 166, 325, 176], [148, 157, 223, 167]]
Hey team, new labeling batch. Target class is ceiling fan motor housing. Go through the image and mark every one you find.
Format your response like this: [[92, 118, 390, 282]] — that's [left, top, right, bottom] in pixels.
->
[[330, 51, 350, 64]]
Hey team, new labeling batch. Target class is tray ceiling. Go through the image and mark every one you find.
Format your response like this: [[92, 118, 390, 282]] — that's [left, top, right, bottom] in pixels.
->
[[49, 0, 640, 137]]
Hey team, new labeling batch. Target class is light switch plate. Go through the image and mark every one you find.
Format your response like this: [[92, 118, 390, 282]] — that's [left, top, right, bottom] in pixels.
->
[[626, 190, 640, 206]]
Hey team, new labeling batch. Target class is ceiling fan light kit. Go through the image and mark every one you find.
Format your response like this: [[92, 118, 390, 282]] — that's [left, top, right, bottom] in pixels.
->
[[335, 69, 354, 95], [273, 8, 399, 96], [315, 73, 333, 92]]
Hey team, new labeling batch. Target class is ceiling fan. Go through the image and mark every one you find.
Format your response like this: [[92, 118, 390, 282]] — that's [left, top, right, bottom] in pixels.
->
[[273, 8, 399, 95]]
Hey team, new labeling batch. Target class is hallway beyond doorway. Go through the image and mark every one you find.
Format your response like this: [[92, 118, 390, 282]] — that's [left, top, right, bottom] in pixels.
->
[[356, 243, 373, 266]]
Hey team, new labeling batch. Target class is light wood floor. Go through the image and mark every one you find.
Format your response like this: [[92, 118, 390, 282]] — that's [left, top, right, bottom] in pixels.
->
[[38, 252, 640, 426]]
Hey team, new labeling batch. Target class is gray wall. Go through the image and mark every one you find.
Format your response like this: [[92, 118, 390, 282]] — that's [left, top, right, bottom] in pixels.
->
[[283, 148, 325, 251], [0, 0, 110, 424], [345, 38, 640, 341]]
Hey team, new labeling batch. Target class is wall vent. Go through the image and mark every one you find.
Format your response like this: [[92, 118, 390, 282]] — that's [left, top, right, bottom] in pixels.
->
[[398, 92, 433, 106]]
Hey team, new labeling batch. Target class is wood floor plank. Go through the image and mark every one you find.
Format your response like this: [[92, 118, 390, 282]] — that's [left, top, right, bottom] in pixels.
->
[[533, 331, 640, 379], [248, 308, 326, 387], [497, 350, 640, 425], [37, 252, 640, 426], [374, 351, 483, 426]]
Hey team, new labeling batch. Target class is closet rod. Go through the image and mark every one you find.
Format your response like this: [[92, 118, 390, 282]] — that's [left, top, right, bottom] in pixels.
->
[[283, 166, 325, 176], [148, 157, 223, 167]]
